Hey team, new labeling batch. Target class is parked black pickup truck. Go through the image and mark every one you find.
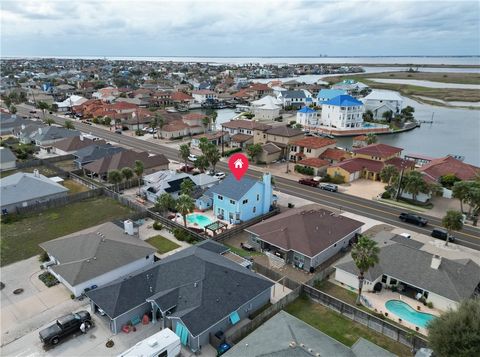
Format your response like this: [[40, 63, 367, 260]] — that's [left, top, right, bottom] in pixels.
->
[[39, 311, 92, 346], [399, 212, 428, 226]]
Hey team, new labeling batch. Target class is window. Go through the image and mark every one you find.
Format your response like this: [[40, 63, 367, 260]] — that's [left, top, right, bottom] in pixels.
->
[[243, 199, 248, 204], [218, 195, 223, 200], [236, 213, 240, 220], [230, 199, 235, 205], [306, 148, 311, 153], [263, 134, 266, 139], [253, 206, 256, 213], [256, 194, 260, 201], [381, 275, 387, 283], [390, 278, 397, 285], [145, 255, 149, 260], [159, 351, 168, 357], [423, 291, 429, 299]]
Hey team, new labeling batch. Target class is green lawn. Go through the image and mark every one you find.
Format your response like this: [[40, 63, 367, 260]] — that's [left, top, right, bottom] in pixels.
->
[[285, 296, 412, 357], [63, 179, 90, 194], [0, 197, 133, 266], [146, 235, 180, 254], [225, 244, 264, 258]]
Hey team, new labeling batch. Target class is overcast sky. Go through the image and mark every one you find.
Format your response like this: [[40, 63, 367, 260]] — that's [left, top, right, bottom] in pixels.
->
[[1, 0, 479, 57]]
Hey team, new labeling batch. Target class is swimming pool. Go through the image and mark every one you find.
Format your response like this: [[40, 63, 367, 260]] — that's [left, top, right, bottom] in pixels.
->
[[385, 300, 436, 328], [186, 213, 213, 227]]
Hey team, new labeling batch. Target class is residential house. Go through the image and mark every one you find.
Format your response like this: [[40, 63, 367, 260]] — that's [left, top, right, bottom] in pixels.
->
[[141, 170, 219, 203], [362, 90, 403, 120], [289, 137, 337, 161], [316, 89, 347, 105], [352, 135, 368, 148], [15, 123, 45, 144], [51, 136, 105, 156], [0, 171, 69, 212], [92, 87, 119, 102], [250, 95, 281, 120], [31, 126, 81, 154], [221, 120, 272, 147], [39, 222, 156, 297], [294, 158, 330, 176], [54, 95, 88, 112], [0, 147, 16, 171], [320, 148, 352, 164], [192, 90, 217, 104], [296, 106, 318, 127], [261, 126, 304, 156], [419, 155, 480, 182], [171, 91, 194, 106], [85, 244, 273, 351], [225, 311, 394, 357], [258, 143, 283, 164], [335, 231, 480, 312], [151, 91, 173, 107], [83, 150, 169, 180], [327, 143, 414, 182], [278, 90, 312, 108], [320, 95, 364, 129], [331, 79, 369, 94], [196, 173, 276, 223], [159, 121, 192, 139], [74, 144, 125, 169], [246, 205, 363, 272], [191, 131, 228, 148], [0, 113, 30, 136]]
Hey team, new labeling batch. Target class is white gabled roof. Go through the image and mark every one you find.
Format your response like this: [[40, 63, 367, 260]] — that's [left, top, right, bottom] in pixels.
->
[[363, 90, 403, 102], [251, 95, 282, 110]]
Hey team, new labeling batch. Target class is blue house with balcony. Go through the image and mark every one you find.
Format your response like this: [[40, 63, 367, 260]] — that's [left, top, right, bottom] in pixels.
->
[[196, 173, 276, 224], [316, 89, 347, 105]]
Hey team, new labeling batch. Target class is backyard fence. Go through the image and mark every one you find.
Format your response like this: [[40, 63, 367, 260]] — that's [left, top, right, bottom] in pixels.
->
[[212, 208, 280, 242], [252, 261, 302, 291], [302, 284, 429, 350], [225, 284, 302, 345], [146, 210, 206, 242], [12, 188, 104, 215]]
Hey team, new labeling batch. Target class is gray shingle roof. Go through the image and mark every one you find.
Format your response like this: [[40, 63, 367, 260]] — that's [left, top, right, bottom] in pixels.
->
[[32, 126, 80, 143], [224, 311, 394, 357], [0, 147, 16, 164], [336, 243, 480, 302], [39, 222, 156, 286], [0, 172, 68, 207], [282, 90, 307, 99], [74, 144, 126, 165], [85, 245, 273, 336], [204, 174, 258, 201]]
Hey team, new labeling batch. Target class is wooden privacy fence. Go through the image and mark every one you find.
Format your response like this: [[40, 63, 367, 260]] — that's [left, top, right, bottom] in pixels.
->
[[302, 284, 429, 350]]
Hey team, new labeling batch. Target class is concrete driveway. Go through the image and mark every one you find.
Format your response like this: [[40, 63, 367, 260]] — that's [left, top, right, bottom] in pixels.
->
[[1, 256, 82, 347]]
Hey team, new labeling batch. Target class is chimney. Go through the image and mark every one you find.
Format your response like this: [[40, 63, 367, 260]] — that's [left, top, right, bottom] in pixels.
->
[[79, 135, 84, 141], [33, 169, 40, 177], [431, 255, 441, 270]]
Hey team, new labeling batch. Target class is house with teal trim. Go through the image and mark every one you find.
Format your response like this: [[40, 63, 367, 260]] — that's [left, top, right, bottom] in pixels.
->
[[85, 242, 273, 352], [196, 173, 276, 224]]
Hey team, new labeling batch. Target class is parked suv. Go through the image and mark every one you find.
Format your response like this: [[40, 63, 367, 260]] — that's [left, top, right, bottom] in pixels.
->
[[431, 228, 454, 242], [319, 183, 338, 192], [39, 311, 92, 346], [399, 213, 428, 226]]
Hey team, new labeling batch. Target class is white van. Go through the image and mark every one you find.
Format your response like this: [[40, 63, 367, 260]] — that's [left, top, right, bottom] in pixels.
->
[[118, 328, 181, 357]]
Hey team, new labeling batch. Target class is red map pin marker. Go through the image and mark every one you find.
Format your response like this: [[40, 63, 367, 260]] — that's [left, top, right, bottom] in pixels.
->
[[228, 153, 249, 180]]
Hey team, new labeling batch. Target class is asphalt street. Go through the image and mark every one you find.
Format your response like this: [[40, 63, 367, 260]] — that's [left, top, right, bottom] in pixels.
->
[[17, 105, 480, 250]]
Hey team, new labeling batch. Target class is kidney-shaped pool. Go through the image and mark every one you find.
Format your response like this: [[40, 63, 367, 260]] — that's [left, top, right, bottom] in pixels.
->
[[385, 300, 436, 328]]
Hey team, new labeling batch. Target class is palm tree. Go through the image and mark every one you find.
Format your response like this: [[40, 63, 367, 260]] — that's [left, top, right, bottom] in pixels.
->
[[155, 193, 176, 216], [351, 235, 379, 305], [108, 170, 123, 192], [382, 110, 393, 122], [121, 167, 134, 188], [365, 133, 377, 145], [179, 144, 190, 169], [403, 171, 428, 202], [37, 101, 50, 120], [9, 105, 17, 114], [133, 160, 144, 196], [379, 164, 399, 187], [363, 110, 373, 122], [194, 155, 209, 172], [156, 113, 165, 139], [149, 116, 158, 139], [64, 119, 75, 130], [205, 145, 221, 173], [180, 179, 195, 196], [176, 194, 195, 227], [452, 181, 471, 214], [202, 116, 211, 133], [442, 210, 463, 246], [210, 111, 218, 131], [44, 117, 55, 126], [198, 138, 210, 156]]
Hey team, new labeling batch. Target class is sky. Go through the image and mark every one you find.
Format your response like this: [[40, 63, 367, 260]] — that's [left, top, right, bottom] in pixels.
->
[[1, 0, 479, 57]]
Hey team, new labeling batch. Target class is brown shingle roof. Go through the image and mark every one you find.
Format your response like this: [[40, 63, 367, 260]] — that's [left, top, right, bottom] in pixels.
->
[[52, 137, 106, 152], [292, 137, 336, 149], [231, 133, 253, 143], [353, 143, 402, 158], [83, 150, 169, 174], [419, 156, 480, 181], [221, 120, 271, 131], [320, 148, 351, 161], [246, 205, 364, 258], [266, 126, 303, 137], [297, 158, 330, 168], [262, 143, 282, 154]]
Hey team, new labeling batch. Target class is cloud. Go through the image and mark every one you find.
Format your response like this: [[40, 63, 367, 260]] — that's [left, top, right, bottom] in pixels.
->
[[1, 0, 478, 56]]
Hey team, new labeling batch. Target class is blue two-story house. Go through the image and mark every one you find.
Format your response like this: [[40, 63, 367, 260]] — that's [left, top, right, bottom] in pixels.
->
[[196, 173, 276, 224]]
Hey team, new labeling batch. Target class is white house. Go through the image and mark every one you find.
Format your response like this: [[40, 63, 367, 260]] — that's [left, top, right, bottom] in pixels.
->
[[191, 90, 217, 104], [278, 90, 312, 107], [250, 95, 281, 120], [39, 222, 156, 297], [320, 95, 364, 129], [54, 95, 88, 112], [334, 232, 480, 312], [296, 106, 318, 127], [361, 90, 403, 120]]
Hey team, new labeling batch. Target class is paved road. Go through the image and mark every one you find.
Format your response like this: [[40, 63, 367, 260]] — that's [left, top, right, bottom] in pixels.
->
[[17, 105, 480, 250]]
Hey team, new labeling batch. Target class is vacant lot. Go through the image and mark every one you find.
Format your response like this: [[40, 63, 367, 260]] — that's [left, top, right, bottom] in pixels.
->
[[146, 235, 180, 254], [285, 296, 412, 357], [0, 197, 133, 266], [323, 72, 480, 103]]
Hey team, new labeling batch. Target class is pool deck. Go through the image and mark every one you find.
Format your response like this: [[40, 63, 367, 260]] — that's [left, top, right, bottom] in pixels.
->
[[173, 210, 234, 235]]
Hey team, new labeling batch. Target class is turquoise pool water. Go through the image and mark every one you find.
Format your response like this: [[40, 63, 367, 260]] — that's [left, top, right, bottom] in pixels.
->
[[186, 213, 213, 227], [385, 300, 436, 328]]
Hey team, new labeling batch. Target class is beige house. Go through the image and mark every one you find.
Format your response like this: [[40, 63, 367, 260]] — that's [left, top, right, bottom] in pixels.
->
[[290, 137, 337, 162], [258, 143, 282, 163]]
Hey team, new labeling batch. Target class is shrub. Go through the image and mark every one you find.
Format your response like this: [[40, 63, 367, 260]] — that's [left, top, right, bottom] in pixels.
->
[[38, 271, 59, 287], [330, 175, 345, 184], [70, 294, 75, 299], [427, 301, 433, 308], [39, 251, 49, 262], [294, 164, 314, 176], [223, 148, 242, 157], [152, 221, 163, 230], [135, 129, 144, 136], [381, 191, 391, 199], [173, 227, 192, 242]]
